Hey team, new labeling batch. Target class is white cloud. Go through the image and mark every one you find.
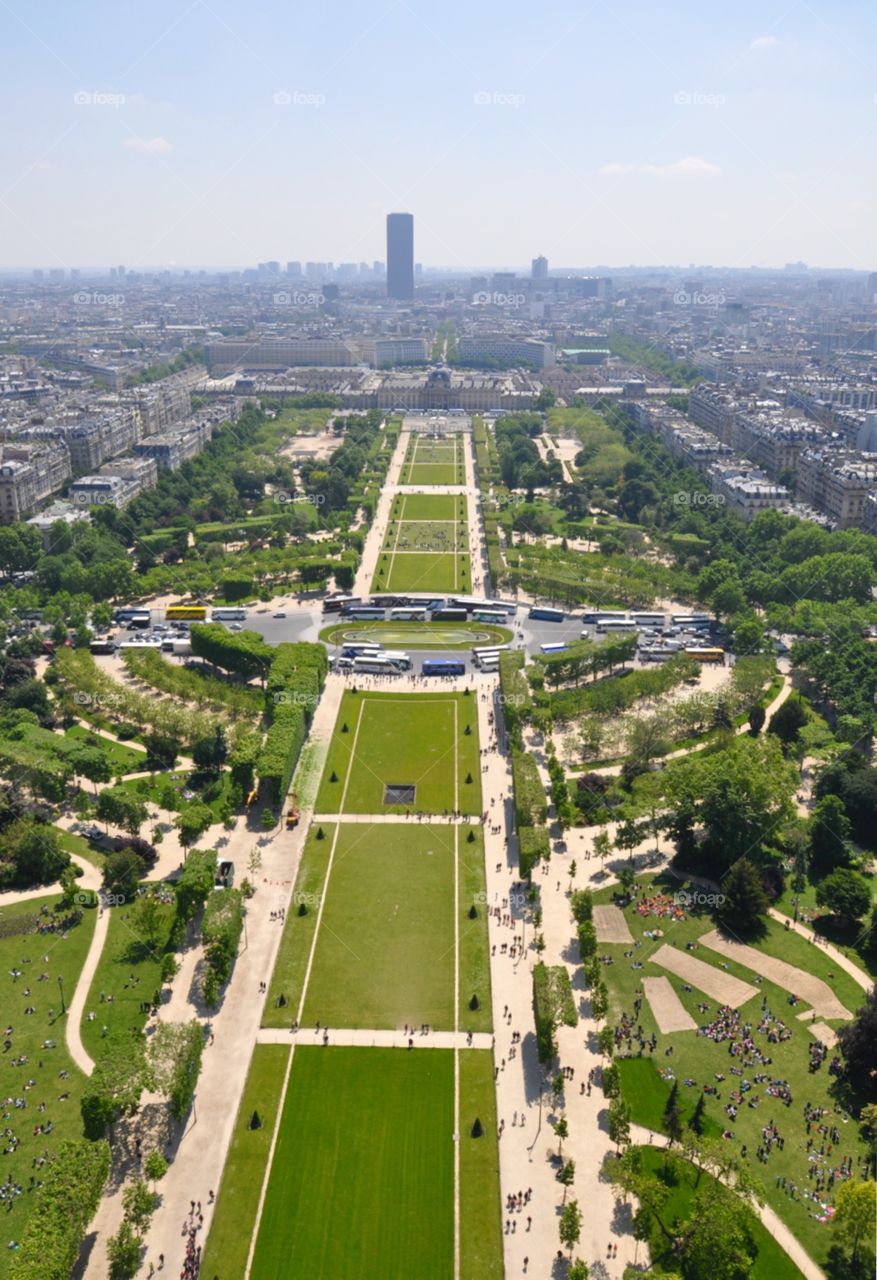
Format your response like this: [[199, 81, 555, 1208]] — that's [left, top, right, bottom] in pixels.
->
[[750, 35, 780, 49], [598, 155, 721, 178], [123, 136, 172, 154]]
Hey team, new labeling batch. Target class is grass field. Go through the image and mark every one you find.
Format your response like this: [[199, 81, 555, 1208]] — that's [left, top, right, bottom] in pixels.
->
[[314, 690, 482, 816], [377, 551, 470, 594], [400, 436, 465, 487], [80, 891, 175, 1060], [200, 1045, 288, 1280], [389, 493, 465, 521], [459, 1051, 503, 1279], [320, 620, 513, 649], [633, 1145, 806, 1280], [250, 1047, 455, 1280], [64, 724, 148, 773], [595, 874, 871, 1267], [383, 518, 470, 554], [0, 894, 96, 1276]]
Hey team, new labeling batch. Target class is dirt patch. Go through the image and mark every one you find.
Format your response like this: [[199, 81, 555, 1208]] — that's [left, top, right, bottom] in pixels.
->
[[652, 943, 758, 1008], [699, 930, 851, 1022], [808, 1022, 838, 1048], [642, 975, 697, 1034], [593, 904, 633, 944]]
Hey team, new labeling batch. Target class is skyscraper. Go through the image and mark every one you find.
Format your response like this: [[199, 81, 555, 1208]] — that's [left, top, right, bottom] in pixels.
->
[[531, 255, 548, 280], [386, 213, 414, 300]]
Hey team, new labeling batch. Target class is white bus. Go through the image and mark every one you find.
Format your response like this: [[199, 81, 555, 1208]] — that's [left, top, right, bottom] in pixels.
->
[[381, 650, 412, 671], [389, 608, 428, 621], [596, 620, 638, 633], [352, 655, 405, 675], [540, 642, 567, 654], [478, 656, 500, 672], [211, 607, 248, 621], [630, 612, 665, 626], [473, 645, 509, 666]]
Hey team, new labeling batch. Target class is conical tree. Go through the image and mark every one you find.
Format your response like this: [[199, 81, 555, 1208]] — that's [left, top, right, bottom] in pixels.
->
[[719, 858, 770, 936]]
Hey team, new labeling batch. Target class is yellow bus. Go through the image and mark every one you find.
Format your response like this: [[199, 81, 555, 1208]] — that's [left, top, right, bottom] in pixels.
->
[[165, 604, 208, 621], [684, 647, 725, 663]]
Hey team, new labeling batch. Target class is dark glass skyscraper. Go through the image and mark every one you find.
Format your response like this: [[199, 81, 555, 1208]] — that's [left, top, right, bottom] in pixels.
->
[[386, 212, 414, 299]]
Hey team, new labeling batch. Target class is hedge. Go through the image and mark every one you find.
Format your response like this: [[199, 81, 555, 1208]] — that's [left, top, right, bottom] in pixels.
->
[[518, 825, 550, 879], [511, 747, 547, 828], [532, 963, 578, 1064], [10, 1139, 110, 1280]]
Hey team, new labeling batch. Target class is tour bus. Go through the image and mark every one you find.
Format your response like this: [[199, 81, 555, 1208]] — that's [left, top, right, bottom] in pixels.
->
[[352, 654, 404, 674], [472, 611, 506, 624], [478, 656, 500, 673], [344, 607, 387, 621], [166, 604, 208, 621], [389, 607, 429, 621], [630, 612, 666, 627], [422, 658, 466, 676], [684, 647, 725, 663], [671, 613, 711, 629], [125, 611, 152, 630], [596, 619, 638, 633], [211, 607, 248, 621], [381, 651, 412, 671], [89, 637, 117, 655], [431, 608, 468, 622], [581, 609, 628, 624], [340, 643, 384, 659], [118, 638, 163, 651], [473, 645, 509, 666], [113, 606, 148, 624], [449, 596, 516, 615], [528, 606, 565, 623], [540, 642, 567, 654], [323, 595, 362, 614]]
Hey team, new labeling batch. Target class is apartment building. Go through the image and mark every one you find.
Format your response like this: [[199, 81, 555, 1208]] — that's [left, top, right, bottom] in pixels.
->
[[456, 336, 555, 369], [134, 420, 213, 471], [69, 455, 158, 508], [205, 338, 358, 371], [796, 449, 877, 528]]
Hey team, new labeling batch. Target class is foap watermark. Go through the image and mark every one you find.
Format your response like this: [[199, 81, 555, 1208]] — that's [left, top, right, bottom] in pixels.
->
[[273, 289, 325, 306], [74, 90, 126, 107], [673, 491, 725, 507], [293, 891, 323, 910], [273, 490, 325, 507], [673, 289, 726, 306], [674, 889, 725, 909], [474, 90, 526, 108], [70, 491, 118, 506], [73, 690, 125, 710], [273, 89, 325, 107], [494, 493, 528, 509], [496, 692, 527, 706], [75, 889, 126, 907], [273, 691, 319, 709], [74, 291, 125, 306], [472, 290, 526, 308], [673, 90, 725, 108]]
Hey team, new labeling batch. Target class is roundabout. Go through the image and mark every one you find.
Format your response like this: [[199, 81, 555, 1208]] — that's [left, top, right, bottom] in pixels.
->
[[319, 621, 514, 650]]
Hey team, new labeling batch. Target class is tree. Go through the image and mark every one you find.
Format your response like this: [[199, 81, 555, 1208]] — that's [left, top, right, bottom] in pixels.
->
[[143, 731, 178, 770], [677, 1182, 756, 1280], [144, 1149, 168, 1188], [747, 704, 765, 735], [832, 1180, 876, 1265], [192, 726, 228, 774], [70, 745, 112, 796], [808, 794, 852, 876], [3, 819, 70, 888], [175, 801, 214, 853], [559, 1199, 583, 1258], [836, 986, 877, 1101], [767, 695, 808, 746], [607, 1098, 631, 1151], [593, 829, 611, 872], [103, 849, 143, 902], [816, 868, 871, 928], [131, 891, 166, 949], [97, 789, 148, 838], [718, 859, 770, 936], [8, 1138, 110, 1280], [81, 1039, 150, 1139], [557, 1158, 576, 1203], [598, 1025, 615, 1059], [174, 849, 217, 922], [554, 1114, 569, 1156], [121, 1178, 157, 1233], [148, 1019, 204, 1122], [663, 1080, 683, 1145], [567, 1262, 589, 1280], [107, 1220, 142, 1280]]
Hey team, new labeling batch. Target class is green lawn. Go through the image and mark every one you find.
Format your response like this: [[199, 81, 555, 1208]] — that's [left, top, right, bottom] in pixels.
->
[[390, 493, 465, 521], [200, 1045, 289, 1280], [314, 691, 482, 816], [79, 891, 176, 1060], [251, 1047, 454, 1280], [633, 1146, 806, 1280], [384, 519, 469, 554], [403, 464, 465, 485], [377, 551, 469, 594], [596, 874, 871, 1268], [0, 894, 96, 1275], [320, 620, 513, 649], [64, 724, 148, 773], [460, 1050, 503, 1280]]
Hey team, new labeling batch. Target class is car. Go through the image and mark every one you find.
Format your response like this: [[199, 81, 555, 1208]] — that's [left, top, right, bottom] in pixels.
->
[[83, 825, 104, 843], [229, 623, 243, 631], [273, 611, 287, 619]]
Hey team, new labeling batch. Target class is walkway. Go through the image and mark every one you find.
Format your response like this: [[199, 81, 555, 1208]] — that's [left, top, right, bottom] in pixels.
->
[[256, 1027, 492, 1049]]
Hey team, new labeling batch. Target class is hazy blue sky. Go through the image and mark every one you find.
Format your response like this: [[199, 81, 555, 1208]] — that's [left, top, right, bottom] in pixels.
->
[[2, 0, 875, 270]]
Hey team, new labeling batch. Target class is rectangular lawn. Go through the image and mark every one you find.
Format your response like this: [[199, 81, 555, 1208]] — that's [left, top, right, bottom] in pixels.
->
[[380, 551, 468, 594], [314, 690, 481, 816], [251, 1047, 454, 1280], [390, 493, 463, 521]]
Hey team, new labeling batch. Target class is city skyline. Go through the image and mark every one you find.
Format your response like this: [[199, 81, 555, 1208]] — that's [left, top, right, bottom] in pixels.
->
[[1, 0, 876, 270]]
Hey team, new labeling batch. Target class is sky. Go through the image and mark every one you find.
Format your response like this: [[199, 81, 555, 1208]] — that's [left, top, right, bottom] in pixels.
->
[[1, 0, 876, 272]]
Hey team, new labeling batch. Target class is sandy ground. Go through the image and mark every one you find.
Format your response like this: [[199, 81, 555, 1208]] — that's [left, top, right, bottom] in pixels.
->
[[650, 943, 759, 1007], [642, 975, 697, 1034], [699, 929, 852, 1022], [593, 903, 634, 944]]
